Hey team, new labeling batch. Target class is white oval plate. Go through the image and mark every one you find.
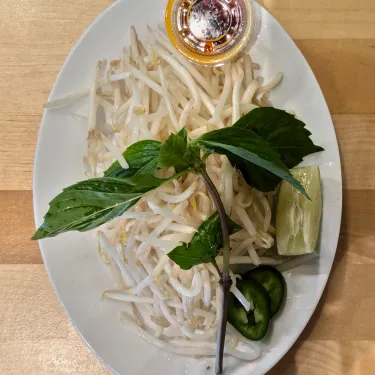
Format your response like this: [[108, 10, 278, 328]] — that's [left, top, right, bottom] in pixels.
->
[[33, 1, 342, 374]]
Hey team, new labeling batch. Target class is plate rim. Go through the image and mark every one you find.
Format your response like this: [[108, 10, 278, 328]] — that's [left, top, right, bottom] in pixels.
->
[[33, 1, 343, 374]]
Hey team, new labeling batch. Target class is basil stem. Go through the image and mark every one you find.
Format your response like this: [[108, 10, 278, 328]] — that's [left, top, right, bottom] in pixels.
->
[[199, 168, 232, 375]]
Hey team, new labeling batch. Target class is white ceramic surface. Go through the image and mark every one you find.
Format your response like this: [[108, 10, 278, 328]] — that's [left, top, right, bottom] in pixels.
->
[[33, 1, 342, 374]]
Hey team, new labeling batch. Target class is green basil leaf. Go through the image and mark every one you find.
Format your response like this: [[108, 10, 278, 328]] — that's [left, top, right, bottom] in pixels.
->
[[105, 159, 159, 179], [228, 156, 280, 192], [158, 133, 187, 168], [232, 108, 324, 190], [103, 167, 138, 178], [104, 140, 161, 177], [135, 158, 159, 176], [168, 212, 242, 270], [125, 140, 162, 170], [32, 174, 167, 240], [174, 145, 202, 173], [177, 127, 188, 143], [32, 169, 192, 241], [193, 127, 308, 198]]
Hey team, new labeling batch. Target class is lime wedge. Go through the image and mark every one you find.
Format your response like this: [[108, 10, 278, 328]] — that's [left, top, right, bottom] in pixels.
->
[[276, 166, 322, 255]]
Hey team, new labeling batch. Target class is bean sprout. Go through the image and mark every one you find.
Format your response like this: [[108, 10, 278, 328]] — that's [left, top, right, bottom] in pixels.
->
[[52, 27, 294, 363], [257, 72, 283, 94]]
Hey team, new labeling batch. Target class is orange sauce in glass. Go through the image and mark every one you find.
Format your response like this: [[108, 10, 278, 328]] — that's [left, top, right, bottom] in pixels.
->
[[166, 0, 254, 65]]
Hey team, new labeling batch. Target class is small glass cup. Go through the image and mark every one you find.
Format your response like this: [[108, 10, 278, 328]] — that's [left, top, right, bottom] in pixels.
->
[[165, 0, 255, 66]]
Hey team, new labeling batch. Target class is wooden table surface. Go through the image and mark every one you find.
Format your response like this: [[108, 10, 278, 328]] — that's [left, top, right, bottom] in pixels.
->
[[1, 0, 375, 374]]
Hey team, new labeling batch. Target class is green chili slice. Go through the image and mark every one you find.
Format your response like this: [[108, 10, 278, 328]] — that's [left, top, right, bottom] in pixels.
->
[[228, 279, 270, 341], [244, 266, 285, 318]]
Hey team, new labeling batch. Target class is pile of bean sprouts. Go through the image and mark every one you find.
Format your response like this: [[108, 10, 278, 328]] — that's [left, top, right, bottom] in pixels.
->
[[45, 26, 298, 361]]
